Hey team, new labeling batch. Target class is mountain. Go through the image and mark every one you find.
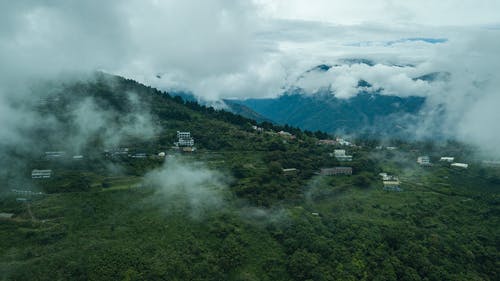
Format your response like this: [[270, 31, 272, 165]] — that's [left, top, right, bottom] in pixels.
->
[[168, 91, 273, 123], [223, 100, 274, 123], [229, 62, 451, 136], [234, 89, 425, 136]]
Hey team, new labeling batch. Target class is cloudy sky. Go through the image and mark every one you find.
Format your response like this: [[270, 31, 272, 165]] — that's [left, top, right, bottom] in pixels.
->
[[1, 0, 500, 155], [1, 0, 498, 98]]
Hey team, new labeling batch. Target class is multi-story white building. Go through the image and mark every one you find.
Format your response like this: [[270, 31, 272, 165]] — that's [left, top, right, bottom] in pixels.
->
[[176, 131, 194, 147]]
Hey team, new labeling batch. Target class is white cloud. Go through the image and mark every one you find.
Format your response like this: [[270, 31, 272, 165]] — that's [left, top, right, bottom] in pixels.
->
[[0, 0, 500, 157], [255, 0, 500, 27]]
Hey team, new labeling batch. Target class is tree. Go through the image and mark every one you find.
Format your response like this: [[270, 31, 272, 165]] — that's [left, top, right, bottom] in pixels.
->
[[287, 249, 320, 281]]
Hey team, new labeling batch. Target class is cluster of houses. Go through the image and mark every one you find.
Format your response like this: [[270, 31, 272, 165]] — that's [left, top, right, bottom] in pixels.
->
[[44, 151, 84, 161], [375, 146, 397, 150], [318, 137, 353, 146], [439, 156, 468, 168], [251, 125, 264, 132], [417, 155, 469, 169], [282, 167, 354, 176], [11, 188, 45, 205], [11, 189, 44, 196], [277, 130, 296, 139], [251, 125, 297, 140], [105, 148, 153, 158]]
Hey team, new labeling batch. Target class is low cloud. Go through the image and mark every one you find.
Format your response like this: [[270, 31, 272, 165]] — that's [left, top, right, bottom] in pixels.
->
[[142, 159, 229, 219], [0, 1, 499, 159]]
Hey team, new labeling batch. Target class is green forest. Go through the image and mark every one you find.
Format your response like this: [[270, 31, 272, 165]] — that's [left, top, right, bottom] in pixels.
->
[[0, 74, 498, 280]]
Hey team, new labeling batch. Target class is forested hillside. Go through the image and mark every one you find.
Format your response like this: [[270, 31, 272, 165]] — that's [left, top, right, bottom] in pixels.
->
[[230, 90, 425, 136], [0, 74, 498, 281]]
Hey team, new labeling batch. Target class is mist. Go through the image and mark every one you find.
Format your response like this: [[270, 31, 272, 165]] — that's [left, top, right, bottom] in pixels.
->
[[142, 159, 229, 219], [1, 1, 499, 160]]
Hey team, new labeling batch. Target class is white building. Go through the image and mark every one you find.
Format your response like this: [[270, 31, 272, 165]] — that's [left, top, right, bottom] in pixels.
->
[[251, 125, 263, 132], [451, 163, 468, 169], [278, 131, 295, 139], [32, 169, 52, 179], [417, 156, 431, 166], [336, 137, 352, 146], [45, 151, 66, 159], [334, 149, 353, 161], [176, 131, 194, 147], [440, 157, 455, 162], [379, 173, 398, 182]]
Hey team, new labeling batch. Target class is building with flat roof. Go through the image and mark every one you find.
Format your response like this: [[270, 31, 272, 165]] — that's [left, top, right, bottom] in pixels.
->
[[45, 151, 66, 159], [31, 169, 52, 179], [451, 163, 468, 169], [319, 167, 352, 176], [440, 157, 455, 162], [283, 168, 298, 175], [333, 149, 353, 161], [318, 139, 336, 145], [417, 156, 431, 166]]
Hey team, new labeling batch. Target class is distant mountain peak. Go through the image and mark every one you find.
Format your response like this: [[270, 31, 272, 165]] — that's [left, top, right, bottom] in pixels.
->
[[413, 72, 451, 82]]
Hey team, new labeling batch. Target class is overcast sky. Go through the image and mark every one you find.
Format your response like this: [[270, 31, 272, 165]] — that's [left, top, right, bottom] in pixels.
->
[[0, 0, 498, 99], [1, 0, 500, 156]]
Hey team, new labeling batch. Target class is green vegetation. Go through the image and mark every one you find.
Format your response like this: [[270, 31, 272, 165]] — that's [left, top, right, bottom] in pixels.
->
[[0, 74, 498, 280]]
